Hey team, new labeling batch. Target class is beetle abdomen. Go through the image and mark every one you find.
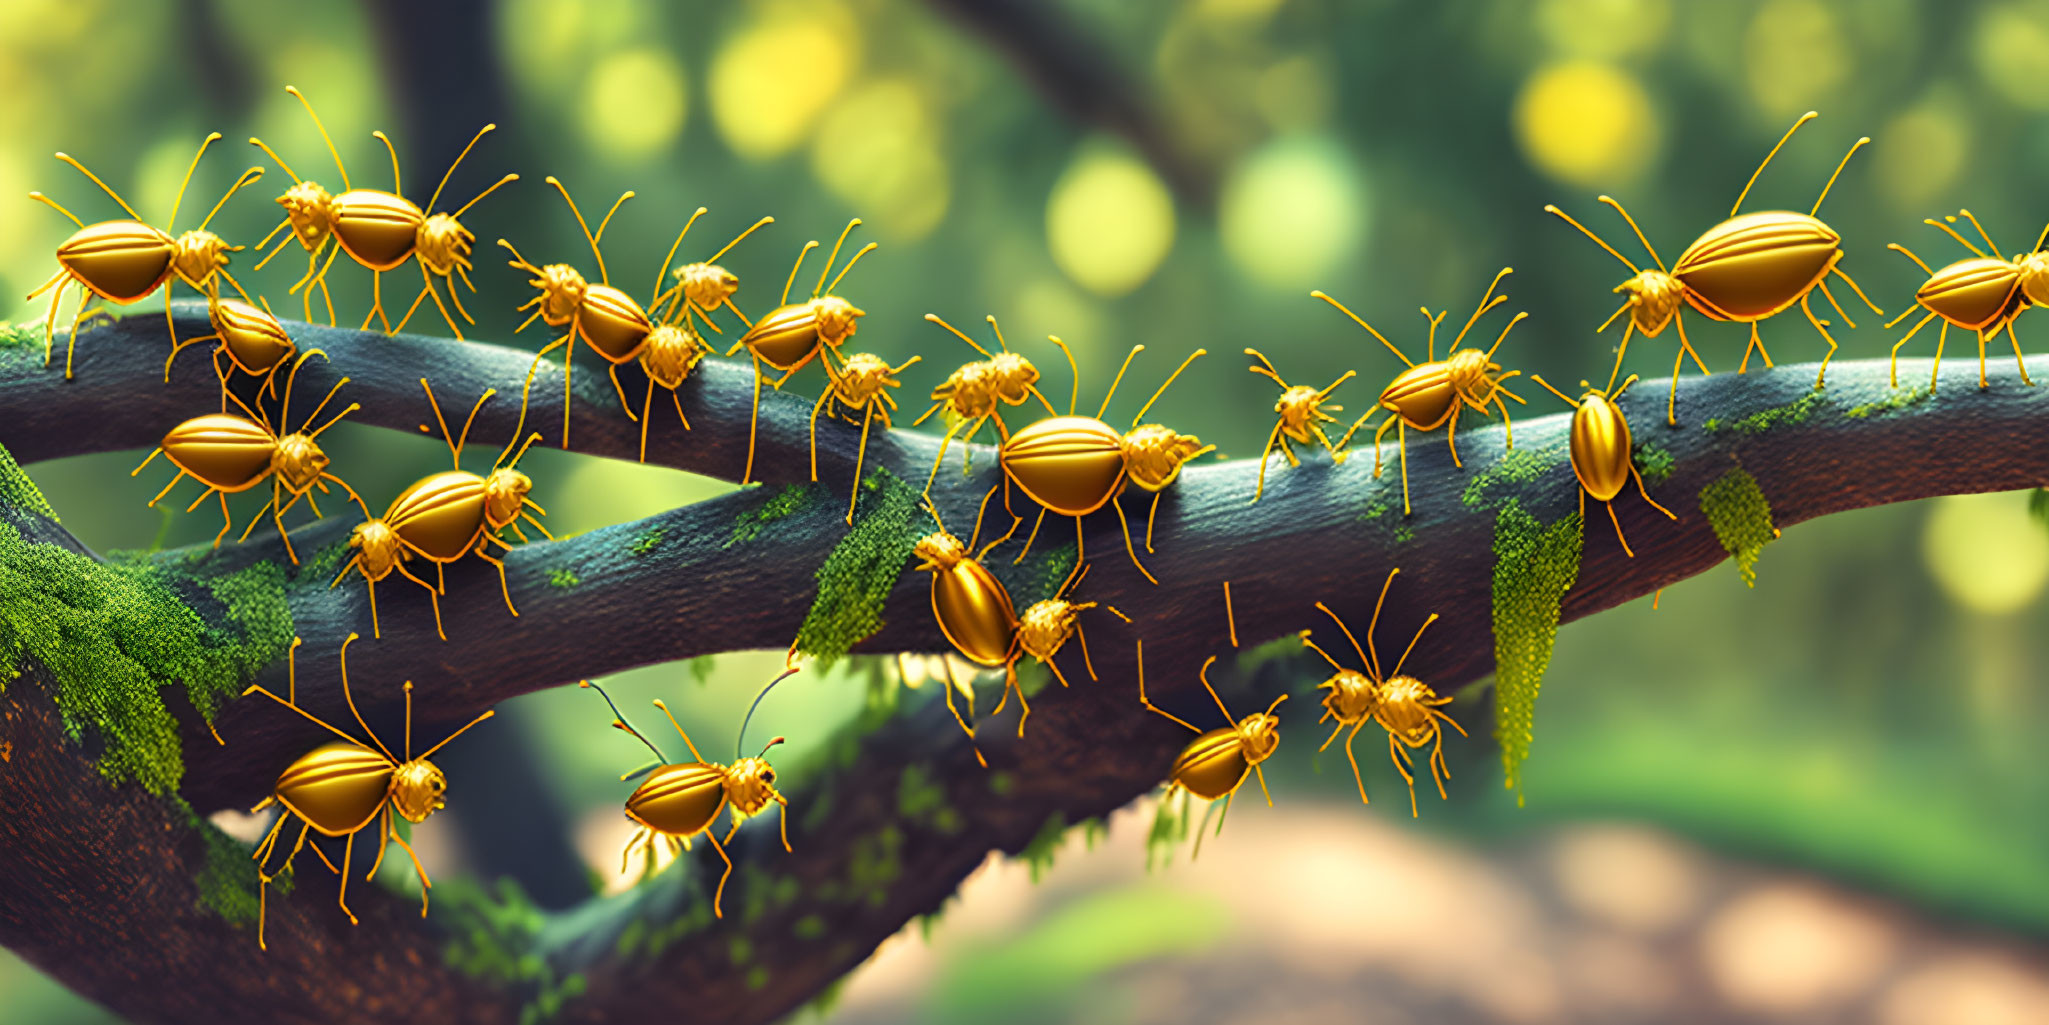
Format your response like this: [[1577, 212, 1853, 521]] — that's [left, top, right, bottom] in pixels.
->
[[740, 302, 826, 371], [383, 471, 490, 562], [1917, 257, 2022, 330], [1570, 396, 1633, 502], [1674, 211, 1838, 321], [1378, 363, 1459, 430], [931, 561, 1018, 667], [211, 298, 295, 375], [1170, 727, 1251, 801], [331, 189, 424, 271], [56, 220, 176, 302], [577, 284, 655, 363], [1000, 416, 1128, 516], [160, 414, 277, 492], [626, 763, 727, 837], [273, 741, 393, 837]]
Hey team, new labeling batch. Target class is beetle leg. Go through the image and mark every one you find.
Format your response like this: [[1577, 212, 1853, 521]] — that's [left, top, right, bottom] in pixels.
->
[[1831, 264, 1884, 316], [938, 661, 985, 768], [1444, 404, 1461, 469], [1977, 328, 1992, 390], [1932, 321, 1949, 391], [1253, 421, 1283, 504], [848, 405, 874, 525], [922, 416, 963, 497], [1632, 464, 1678, 522], [2005, 312, 2034, 386], [1606, 497, 1635, 558], [742, 355, 765, 484], [365, 806, 391, 883], [1013, 508, 1046, 564], [1398, 421, 1410, 516], [336, 829, 358, 926], [808, 387, 831, 482], [64, 282, 91, 380], [389, 825, 432, 918], [1387, 732, 1419, 818], [393, 558, 445, 641], [706, 829, 735, 919], [1816, 278, 1855, 330], [672, 386, 692, 430], [1114, 498, 1158, 585], [1008, 662, 1033, 738], [474, 544, 518, 619], [639, 376, 657, 463]]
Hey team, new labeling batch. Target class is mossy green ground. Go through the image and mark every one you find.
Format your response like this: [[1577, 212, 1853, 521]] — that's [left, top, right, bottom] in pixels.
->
[[0, 509, 293, 794], [793, 467, 919, 663], [0, 443, 57, 522], [1633, 440, 1674, 487], [725, 483, 815, 548], [1845, 385, 1932, 419], [548, 567, 581, 589], [1490, 501, 1583, 802], [1700, 468, 1779, 587], [186, 798, 289, 926], [1702, 390, 1828, 435], [441, 878, 586, 1025], [1461, 445, 1565, 509]]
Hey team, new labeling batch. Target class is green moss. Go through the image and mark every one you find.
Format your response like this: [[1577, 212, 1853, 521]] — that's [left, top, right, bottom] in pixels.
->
[[746, 965, 770, 991], [1393, 523, 1415, 544], [897, 762, 962, 834], [548, 567, 581, 589], [988, 770, 1015, 797], [0, 443, 57, 522], [1700, 468, 1779, 587], [805, 979, 848, 1020], [725, 483, 816, 549], [1633, 440, 1674, 488], [820, 826, 904, 908], [441, 878, 586, 1025], [1147, 794, 1195, 872], [0, 321, 39, 349], [629, 524, 666, 555], [1705, 390, 1828, 435], [294, 537, 353, 587], [793, 914, 828, 941], [1019, 812, 1068, 883], [792, 467, 919, 663], [184, 799, 289, 926], [0, 520, 293, 795], [1031, 543, 1079, 601], [1845, 385, 1933, 419], [1490, 500, 1584, 803], [729, 935, 754, 965], [1461, 445, 1565, 509]]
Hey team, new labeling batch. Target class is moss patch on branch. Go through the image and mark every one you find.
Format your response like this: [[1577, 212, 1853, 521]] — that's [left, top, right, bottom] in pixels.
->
[[1844, 385, 1932, 419], [185, 799, 288, 927], [793, 468, 919, 663], [1633, 440, 1674, 488], [1700, 467, 1779, 587], [1461, 445, 1566, 509], [1489, 500, 1583, 802], [0, 443, 57, 522], [1702, 390, 1828, 435], [0, 508, 293, 794], [442, 878, 587, 1025], [725, 484, 815, 549]]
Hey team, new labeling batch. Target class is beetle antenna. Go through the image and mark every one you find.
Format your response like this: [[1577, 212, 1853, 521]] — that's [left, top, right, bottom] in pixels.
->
[[1811, 137, 1868, 218], [655, 207, 707, 299], [1312, 290, 1412, 367], [986, 314, 1012, 352], [1596, 197, 1666, 273], [1596, 300, 1631, 335], [738, 666, 802, 760], [1543, 205, 1641, 274], [168, 132, 220, 230], [285, 85, 350, 190], [545, 176, 609, 284], [815, 219, 861, 297], [53, 152, 142, 221], [580, 680, 668, 765], [926, 314, 995, 358], [1046, 335, 1080, 414], [1529, 373, 1579, 408], [415, 708, 495, 761], [279, 348, 327, 438], [594, 191, 634, 246], [457, 387, 495, 460], [1485, 312, 1528, 360], [1925, 217, 1986, 259], [1131, 349, 1205, 428], [755, 736, 787, 761], [1390, 613, 1439, 679], [1732, 111, 1815, 217], [1198, 655, 1235, 723], [427, 123, 494, 214], [249, 138, 303, 185], [197, 166, 265, 234], [338, 632, 396, 762]]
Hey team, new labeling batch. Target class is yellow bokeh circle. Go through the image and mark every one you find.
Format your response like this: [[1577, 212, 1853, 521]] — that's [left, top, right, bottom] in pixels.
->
[[1513, 61, 1660, 187], [1976, 2, 2049, 112], [1922, 492, 2049, 615], [710, 2, 859, 161], [1046, 148, 1177, 297], [1218, 135, 1365, 291], [811, 79, 949, 241], [581, 50, 688, 160]]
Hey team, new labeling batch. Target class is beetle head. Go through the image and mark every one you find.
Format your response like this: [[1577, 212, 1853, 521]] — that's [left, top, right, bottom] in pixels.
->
[[1235, 695, 1288, 766], [914, 531, 969, 573], [1375, 676, 1446, 745], [531, 263, 588, 326], [812, 295, 865, 346], [833, 352, 899, 406], [986, 352, 1041, 406], [277, 180, 335, 250], [415, 212, 474, 277], [640, 323, 709, 390], [348, 518, 401, 581], [1122, 423, 1215, 491], [1272, 384, 1330, 441], [2018, 250, 2049, 308], [1016, 598, 1089, 661], [934, 360, 999, 419], [171, 229, 237, 288], [673, 261, 740, 312], [272, 433, 329, 493], [390, 759, 449, 823], [725, 739, 786, 816], [483, 468, 533, 529], [1319, 669, 1380, 723], [1617, 270, 1683, 337]]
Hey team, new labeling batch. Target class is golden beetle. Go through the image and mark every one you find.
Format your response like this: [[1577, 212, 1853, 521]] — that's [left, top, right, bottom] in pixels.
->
[[580, 676, 795, 917], [916, 313, 1058, 494], [330, 381, 549, 640], [243, 634, 495, 950], [1299, 568, 1468, 816], [1530, 371, 1678, 557], [163, 294, 296, 400], [1318, 268, 1528, 517], [1547, 111, 1883, 422], [650, 206, 774, 334], [633, 318, 713, 463], [728, 218, 876, 484], [1139, 642, 1288, 820], [1000, 340, 1213, 586], [812, 351, 922, 523], [915, 488, 1022, 759], [1245, 347, 1354, 504], [250, 85, 516, 337], [1884, 210, 2044, 390], [27, 132, 264, 377], [132, 348, 361, 564]]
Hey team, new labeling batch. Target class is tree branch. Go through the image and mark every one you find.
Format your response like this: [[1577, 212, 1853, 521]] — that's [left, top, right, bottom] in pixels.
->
[[5, 309, 2047, 1024]]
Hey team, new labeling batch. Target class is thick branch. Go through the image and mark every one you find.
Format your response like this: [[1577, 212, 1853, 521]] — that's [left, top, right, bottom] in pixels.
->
[[6, 308, 2049, 1025]]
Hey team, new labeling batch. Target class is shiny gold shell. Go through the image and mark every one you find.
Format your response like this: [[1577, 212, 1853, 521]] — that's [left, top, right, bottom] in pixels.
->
[[1377, 362, 1461, 431], [271, 740, 393, 838], [625, 762, 727, 838], [1568, 392, 1634, 502], [740, 302, 831, 371], [640, 324, 708, 389], [56, 220, 176, 302], [1169, 727, 1252, 801], [999, 415, 1129, 516], [330, 188, 424, 271], [210, 298, 295, 376], [1916, 257, 2022, 331], [577, 283, 655, 363], [1672, 211, 1839, 322], [382, 470, 489, 562], [159, 414, 276, 493], [928, 556, 1018, 668]]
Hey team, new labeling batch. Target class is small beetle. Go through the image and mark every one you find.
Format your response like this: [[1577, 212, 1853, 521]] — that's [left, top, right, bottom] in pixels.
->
[[330, 381, 549, 640], [250, 85, 517, 338], [1138, 642, 1289, 822], [1884, 210, 2045, 390], [131, 348, 362, 564], [650, 206, 775, 333], [1245, 347, 1354, 503], [163, 295, 296, 404], [812, 351, 922, 523], [916, 313, 1058, 494], [1530, 371, 1678, 556], [1298, 567, 1467, 816], [1546, 111, 1884, 422], [633, 319, 713, 463], [27, 132, 264, 377], [914, 488, 1022, 758], [243, 634, 495, 949], [580, 675, 795, 917], [999, 340, 1214, 585], [728, 219, 876, 484], [1317, 269, 1529, 516]]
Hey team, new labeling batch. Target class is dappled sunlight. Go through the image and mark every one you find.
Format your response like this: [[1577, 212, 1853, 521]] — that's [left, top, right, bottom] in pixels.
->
[[1046, 146, 1176, 297], [1513, 61, 1661, 187], [1700, 880, 1901, 1015], [710, 0, 860, 161]]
